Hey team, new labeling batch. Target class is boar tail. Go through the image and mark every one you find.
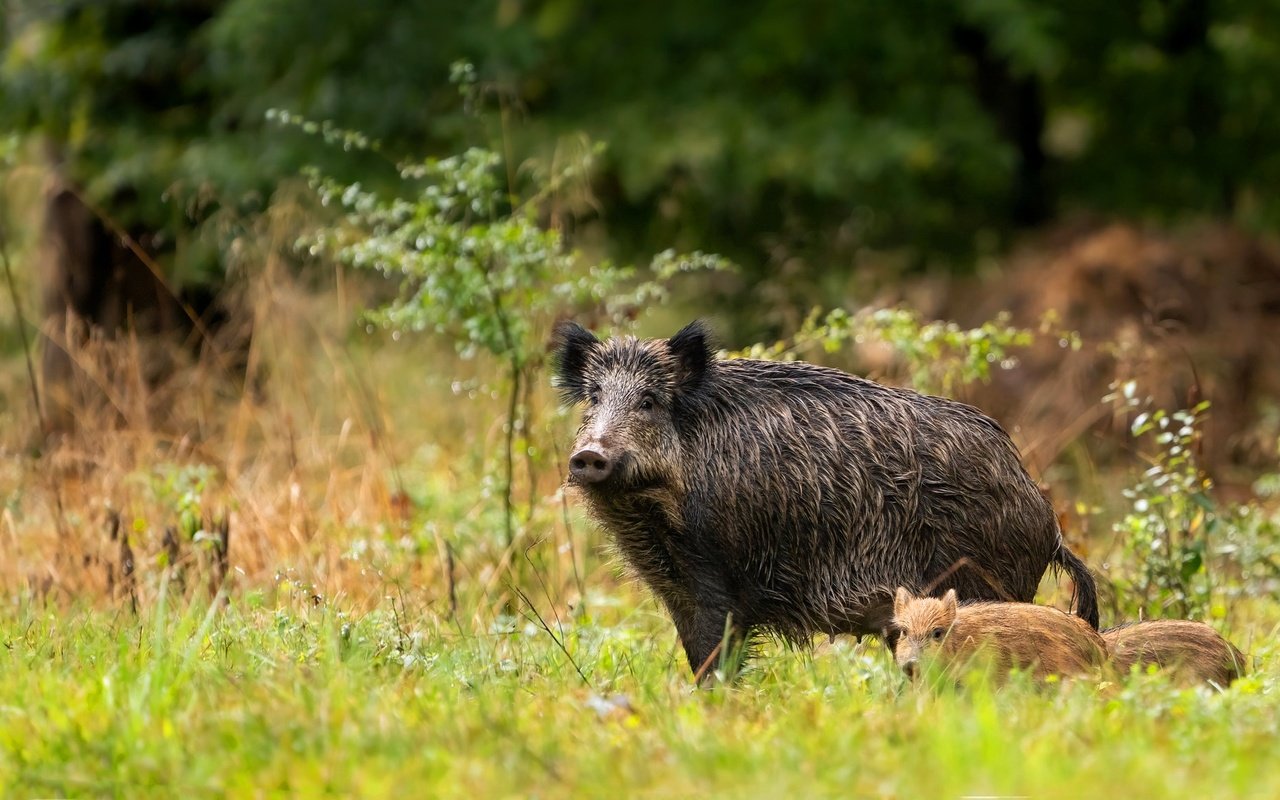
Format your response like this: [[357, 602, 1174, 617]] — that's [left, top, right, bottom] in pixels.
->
[[1053, 544, 1099, 630]]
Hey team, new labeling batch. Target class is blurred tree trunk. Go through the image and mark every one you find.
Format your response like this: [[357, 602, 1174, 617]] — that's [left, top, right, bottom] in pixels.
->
[[953, 24, 1053, 227], [38, 177, 185, 432]]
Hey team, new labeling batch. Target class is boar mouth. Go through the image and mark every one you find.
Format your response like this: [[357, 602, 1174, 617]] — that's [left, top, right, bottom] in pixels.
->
[[569, 454, 666, 494]]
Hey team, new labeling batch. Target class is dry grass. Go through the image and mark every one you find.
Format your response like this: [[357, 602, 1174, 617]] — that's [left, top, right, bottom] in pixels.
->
[[3, 162, 1280, 796], [0, 202, 594, 627]]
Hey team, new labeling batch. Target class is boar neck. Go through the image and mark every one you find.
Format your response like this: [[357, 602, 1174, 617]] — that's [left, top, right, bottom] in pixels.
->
[[583, 485, 700, 601]]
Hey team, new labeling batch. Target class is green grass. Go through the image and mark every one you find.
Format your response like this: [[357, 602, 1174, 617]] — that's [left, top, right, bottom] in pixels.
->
[[3, 218, 1278, 797], [2, 588, 1277, 798]]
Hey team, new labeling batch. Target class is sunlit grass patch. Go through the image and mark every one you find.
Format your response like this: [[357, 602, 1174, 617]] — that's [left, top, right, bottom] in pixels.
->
[[0, 593, 1275, 798]]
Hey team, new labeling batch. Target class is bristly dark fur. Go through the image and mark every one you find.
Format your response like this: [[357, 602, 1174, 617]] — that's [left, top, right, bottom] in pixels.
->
[[553, 320, 1100, 680], [550, 320, 600, 404], [666, 320, 715, 393]]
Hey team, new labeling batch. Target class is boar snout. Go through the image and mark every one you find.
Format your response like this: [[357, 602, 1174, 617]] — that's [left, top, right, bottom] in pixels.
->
[[570, 447, 614, 484]]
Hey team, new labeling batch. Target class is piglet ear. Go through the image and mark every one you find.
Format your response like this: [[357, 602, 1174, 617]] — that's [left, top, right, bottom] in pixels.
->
[[667, 320, 715, 392], [550, 320, 600, 404], [893, 587, 913, 618], [942, 589, 959, 615]]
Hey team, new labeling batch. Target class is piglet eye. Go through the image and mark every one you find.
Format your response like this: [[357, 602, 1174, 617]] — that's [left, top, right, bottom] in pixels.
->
[[932, 627, 946, 640]]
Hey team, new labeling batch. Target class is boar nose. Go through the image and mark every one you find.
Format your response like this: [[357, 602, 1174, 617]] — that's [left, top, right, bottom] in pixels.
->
[[569, 448, 613, 483], [903, 660, 918, 680]]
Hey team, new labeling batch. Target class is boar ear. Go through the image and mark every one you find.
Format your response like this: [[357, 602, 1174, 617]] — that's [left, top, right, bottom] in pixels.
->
[[941, 589, 958, 615], [550, 320, 600, 404], [893, 587, 912, 618], [667, 320, 715, 392]]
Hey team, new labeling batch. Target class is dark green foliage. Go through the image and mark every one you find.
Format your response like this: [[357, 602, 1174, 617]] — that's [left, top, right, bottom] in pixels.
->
[[1052, 0, 1280, 226], [3, 0, 1279, 287], [0, 0, 482, 286], [2, 1, 232, 285], [292, 110, 730, 551]]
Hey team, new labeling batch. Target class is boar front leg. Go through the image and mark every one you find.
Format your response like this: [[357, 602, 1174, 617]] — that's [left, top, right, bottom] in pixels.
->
[[673, 603, 748, 684]]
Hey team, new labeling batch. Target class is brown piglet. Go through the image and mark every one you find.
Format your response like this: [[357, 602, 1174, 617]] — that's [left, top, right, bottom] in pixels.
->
[[892, 587, 1108, 683], [1104, 620, 1245, 687]]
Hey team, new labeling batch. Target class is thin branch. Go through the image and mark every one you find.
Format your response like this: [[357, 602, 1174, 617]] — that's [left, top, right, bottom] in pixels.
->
[[692, 640, 726, 686], [0, 199, 46, 432], [551, 438, 586, 603], [523, 534, 565, 638], [502, 359, 520, 549], [476, 267, 520, 551], [60, 184, 247, 385], [921, 556, 1017, 602], [510, 583, 591, 688]]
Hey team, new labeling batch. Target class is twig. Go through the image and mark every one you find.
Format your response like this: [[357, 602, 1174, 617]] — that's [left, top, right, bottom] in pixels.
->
[[692, 640, 726, 686], [921, 556, 1017, 602], [502, 359, 520, 549], [61, 185, 239, 377], [475, 260, 519, 551], [205, 511, 231, 606], [107, 511, 137, 614], [551, 438, 586, 603], [521, 367, 539, 523], [510, 583, 591, 688], [162, 525, 187, 595], [523, 534, 564, 637], [442, 539, 458, 621], [0, 213, 46, 432]]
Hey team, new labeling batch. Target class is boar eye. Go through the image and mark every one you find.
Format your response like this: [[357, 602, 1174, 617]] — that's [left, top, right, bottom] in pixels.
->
[[932, 627, 946, 640], [639, 394, 656, 411], [587, 387, 601, 406]]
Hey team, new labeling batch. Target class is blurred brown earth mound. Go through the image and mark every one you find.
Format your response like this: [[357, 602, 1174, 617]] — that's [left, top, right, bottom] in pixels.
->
[[929, 222, 1280, 486]]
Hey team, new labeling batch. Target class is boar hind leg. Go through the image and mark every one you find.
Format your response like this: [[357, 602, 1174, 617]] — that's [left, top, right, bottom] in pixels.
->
[[673, 604, 747, 684]]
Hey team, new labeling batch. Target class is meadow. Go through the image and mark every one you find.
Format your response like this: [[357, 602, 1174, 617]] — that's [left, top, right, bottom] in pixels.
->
[[4, 3, 1280, 795], [1, 595, 1278, 798], [1, 118, 1278, 797], [2, 259, 1279, 798]]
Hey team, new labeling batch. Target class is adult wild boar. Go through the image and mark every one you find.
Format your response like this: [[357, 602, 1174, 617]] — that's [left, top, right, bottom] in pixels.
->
[[552, 320, 1097, 679]]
